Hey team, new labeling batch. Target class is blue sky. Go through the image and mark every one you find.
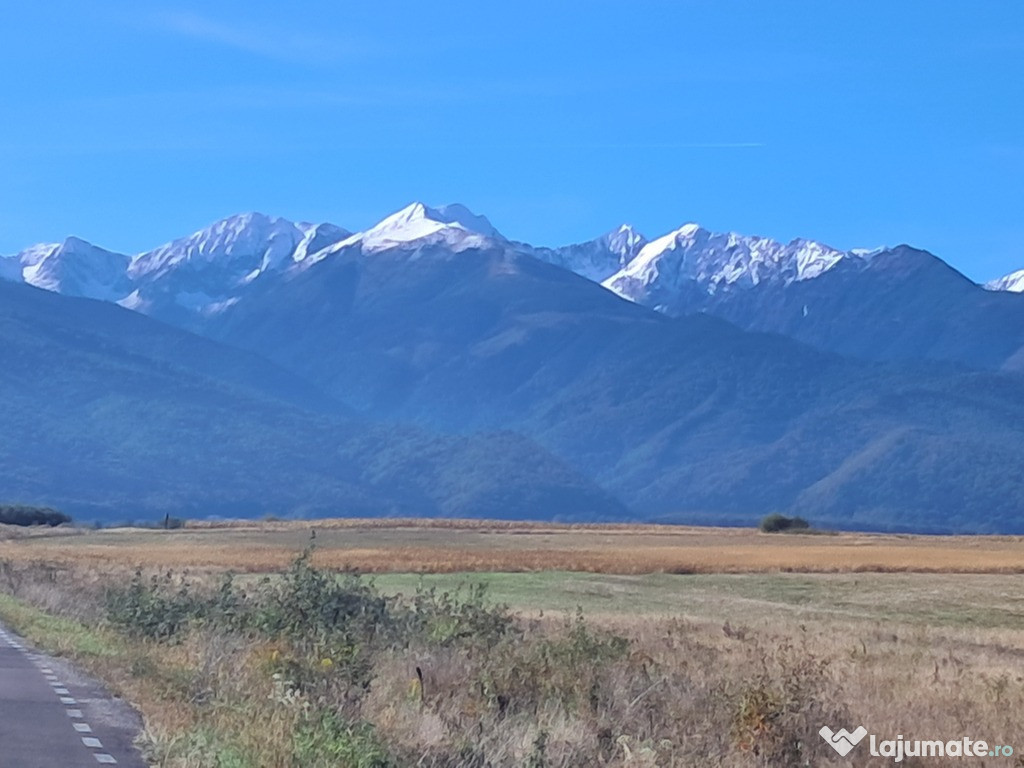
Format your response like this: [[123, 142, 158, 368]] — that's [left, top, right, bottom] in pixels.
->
[[2, 1, 1022, 280]]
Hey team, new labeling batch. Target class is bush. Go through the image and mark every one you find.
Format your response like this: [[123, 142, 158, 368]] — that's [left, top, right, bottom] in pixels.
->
[[404, 582, 514, 648], [257, 549, 396, 646], [0, 505, 70, 527], [759, 514, 810, 533], [105, 570, 207, 640]]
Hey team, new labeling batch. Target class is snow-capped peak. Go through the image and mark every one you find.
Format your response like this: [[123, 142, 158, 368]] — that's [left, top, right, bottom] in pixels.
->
[[326, 202, 505, 256], [129, 212, 316, 280], [391, 202, 502, 238], [120, 212, 351, 318], [985, 269, 1024, 293], [366, 202, 501, 239], [17, 236, 105, 267], [602, 224, 648, 260], [603, 223, 848, 303], [293, 222, 353, 263], [6, 236, 132, 300], [523, 224, 649, 282]]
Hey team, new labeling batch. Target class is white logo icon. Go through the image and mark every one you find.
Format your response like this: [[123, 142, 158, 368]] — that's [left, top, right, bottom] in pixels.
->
[[820, 726, 868, 756]]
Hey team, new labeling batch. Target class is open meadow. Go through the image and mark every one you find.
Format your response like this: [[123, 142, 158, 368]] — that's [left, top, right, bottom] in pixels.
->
[[4, 518, 1024, 573], [1, 519, 1022, 766]]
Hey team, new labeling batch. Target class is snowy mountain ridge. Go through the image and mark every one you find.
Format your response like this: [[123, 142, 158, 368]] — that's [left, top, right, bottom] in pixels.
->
[[601, 223, 857, 305], [127, 212, 316, 280], [4, 203, 1023, 333], [0, 202, 657, 320]]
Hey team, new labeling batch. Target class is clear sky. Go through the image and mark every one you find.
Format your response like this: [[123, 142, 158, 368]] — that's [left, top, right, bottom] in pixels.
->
[[2, 1, 1022, 281]]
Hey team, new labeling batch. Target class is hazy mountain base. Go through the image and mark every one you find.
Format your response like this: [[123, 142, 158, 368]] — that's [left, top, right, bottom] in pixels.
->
[[209, 243, 1024, 533], [0, 281, 622, 523]]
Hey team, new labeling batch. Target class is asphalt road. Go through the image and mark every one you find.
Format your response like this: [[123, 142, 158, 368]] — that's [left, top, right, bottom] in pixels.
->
[[0, 623, 147, 767]]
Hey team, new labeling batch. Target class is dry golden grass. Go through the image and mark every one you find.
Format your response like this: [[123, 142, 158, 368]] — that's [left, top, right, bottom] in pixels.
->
[[4, 518, 1024, 574], [2, 554, 1023, 767]]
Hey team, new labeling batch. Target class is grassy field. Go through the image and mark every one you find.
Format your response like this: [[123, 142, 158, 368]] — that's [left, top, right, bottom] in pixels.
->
[[2, 519, 1023, 766], [371, 571, 1024, 630], [4, 518, 1024, 573]]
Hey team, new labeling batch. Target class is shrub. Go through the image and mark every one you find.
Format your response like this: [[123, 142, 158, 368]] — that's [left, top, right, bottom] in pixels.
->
[[403, 581, 514, 648], [256, 548, 396, 647], [759, 514, 810, 533], [105, 570, 207, 640]]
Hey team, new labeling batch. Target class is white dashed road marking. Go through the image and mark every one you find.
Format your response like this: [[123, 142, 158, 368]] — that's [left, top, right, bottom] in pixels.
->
[[1, 623, 124, 765]]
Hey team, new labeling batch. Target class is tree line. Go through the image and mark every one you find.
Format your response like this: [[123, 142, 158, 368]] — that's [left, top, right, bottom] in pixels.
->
[[0, 505, 71, 527]]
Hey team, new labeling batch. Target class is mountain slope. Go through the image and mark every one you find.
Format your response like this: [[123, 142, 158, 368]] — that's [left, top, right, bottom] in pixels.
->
[[603, 227, 1024, 371], [0, 280, 622, 522], [693, 246, 1024, 371], [206, 236, 1024, 533]]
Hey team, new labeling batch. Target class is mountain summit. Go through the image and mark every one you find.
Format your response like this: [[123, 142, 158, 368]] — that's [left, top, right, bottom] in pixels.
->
[[986, 269, 1024, 293], [316, 202, 504, 258], [526, 224, 648, 282], [2, 237, 131, 301], [120, 212, 351, 323], [128, 212, 321, 280], [603, 224, 850, 307]]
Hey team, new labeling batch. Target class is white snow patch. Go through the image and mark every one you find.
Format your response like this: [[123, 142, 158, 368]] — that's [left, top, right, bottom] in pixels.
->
[[985, 268, 1024, 293]]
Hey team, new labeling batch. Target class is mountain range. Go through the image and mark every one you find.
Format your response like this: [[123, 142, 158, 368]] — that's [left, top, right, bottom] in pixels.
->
[[3, 203, 1024, 531], [7, 205, 1024, 371]]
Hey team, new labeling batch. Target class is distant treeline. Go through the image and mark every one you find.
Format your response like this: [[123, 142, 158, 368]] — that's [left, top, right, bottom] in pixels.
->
[[0, 505, 71, 527]]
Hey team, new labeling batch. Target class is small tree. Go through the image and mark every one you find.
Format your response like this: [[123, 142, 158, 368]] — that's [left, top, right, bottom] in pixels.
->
[[759, 514, 810, 533]]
